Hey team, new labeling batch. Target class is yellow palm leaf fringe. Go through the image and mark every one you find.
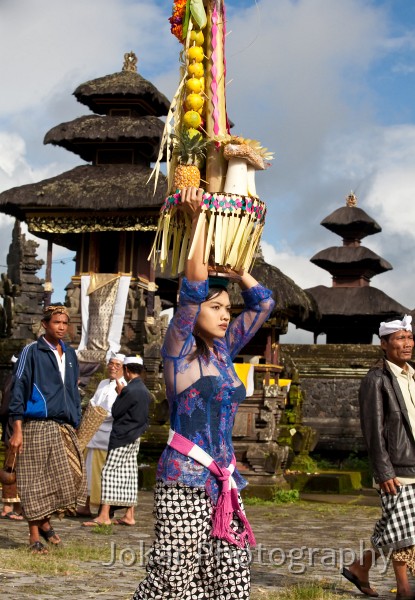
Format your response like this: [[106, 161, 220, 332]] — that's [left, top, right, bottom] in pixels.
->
[[148, 191, 266, 275]]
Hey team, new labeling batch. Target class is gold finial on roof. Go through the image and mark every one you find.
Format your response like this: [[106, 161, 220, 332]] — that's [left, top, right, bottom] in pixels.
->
[[346, 191, 357, 207], [123, 51, 138, 73]]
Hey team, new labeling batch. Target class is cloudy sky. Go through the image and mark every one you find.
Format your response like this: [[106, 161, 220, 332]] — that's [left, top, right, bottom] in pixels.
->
[[0, 0, 414, 342]]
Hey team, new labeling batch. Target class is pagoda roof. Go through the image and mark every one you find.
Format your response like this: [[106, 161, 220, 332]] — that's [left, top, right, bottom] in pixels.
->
[[321, 206, 381, 239], [229, 255, 320, 325], [73, 70, 170, 117], [44, 115, 165, 162], [310, 246, 392, 275], [305, 285, 409, 317], [0, 163, 167, 220]]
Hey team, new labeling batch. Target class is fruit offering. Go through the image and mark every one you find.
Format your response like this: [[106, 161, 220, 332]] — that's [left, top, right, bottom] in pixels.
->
[[182, 26, 205, 140], [149, 0, 273, 276]]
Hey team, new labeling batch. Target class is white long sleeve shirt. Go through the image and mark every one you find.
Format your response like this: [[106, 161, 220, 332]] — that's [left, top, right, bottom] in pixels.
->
[[86, 377, 126, 450]]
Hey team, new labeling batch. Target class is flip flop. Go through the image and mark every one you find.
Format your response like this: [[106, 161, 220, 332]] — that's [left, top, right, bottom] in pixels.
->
[[82, 519, 111, 527], [341, 567, 379, 597], [112, 518, 135, 527], [1, 511, 24, 521]]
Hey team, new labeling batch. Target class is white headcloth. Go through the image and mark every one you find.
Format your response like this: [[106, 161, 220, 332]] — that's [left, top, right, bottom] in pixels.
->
[[107, 352, 125, 364], [124, 355, 143, 366], [379, 314, 412, 338]]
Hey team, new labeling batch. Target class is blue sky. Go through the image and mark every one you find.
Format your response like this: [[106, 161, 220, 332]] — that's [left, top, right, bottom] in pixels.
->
[[368, 1, 415, 124], [0, 0, 415, 342]]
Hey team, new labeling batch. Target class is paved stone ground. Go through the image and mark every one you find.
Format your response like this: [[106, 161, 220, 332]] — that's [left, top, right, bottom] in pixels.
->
[[0, 491, 402, 599]]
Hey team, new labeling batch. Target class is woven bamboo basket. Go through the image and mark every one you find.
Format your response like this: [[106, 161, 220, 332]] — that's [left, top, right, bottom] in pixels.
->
[[77, 403, 108, 452]]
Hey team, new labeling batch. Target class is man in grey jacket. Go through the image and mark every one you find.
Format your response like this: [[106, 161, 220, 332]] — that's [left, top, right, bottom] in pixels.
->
[[342, 315, 415, 600]]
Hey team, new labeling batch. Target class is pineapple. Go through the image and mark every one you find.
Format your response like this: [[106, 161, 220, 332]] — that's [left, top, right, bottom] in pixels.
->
[[172, 130, 208, 189]]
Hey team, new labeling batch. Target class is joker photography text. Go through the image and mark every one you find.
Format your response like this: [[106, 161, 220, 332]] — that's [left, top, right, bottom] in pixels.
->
[[103, 539, 392, 575]]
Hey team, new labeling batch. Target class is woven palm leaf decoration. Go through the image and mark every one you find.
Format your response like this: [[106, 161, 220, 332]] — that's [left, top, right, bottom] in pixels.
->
[[148, 0, 273, 275]]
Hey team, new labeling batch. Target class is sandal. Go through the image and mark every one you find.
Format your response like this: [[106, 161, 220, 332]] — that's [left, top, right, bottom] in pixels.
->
[[39, 527, 61, 546], [112, 518, 135, 526], [341, 567, 379, 597], [29, 541, 48, 554], [82, 519, 111, 527], [1, 511, 24, 521]]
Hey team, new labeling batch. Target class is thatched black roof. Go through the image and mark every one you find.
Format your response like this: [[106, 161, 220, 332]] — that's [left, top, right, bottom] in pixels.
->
[[74, 71, 170, 117], [321, 206, 381, 240], [0, 164, 167, 219], [310, 246, 392, 275], [306, 285, 409, 316], [228, 256, 320, 325], [44, 115, 165, 162]]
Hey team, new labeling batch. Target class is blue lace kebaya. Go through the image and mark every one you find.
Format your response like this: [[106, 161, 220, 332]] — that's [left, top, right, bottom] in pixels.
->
[[156, 277, 275, 502]]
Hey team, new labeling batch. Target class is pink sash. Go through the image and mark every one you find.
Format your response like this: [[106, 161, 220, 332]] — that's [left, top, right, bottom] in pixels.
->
[[167, 429, 256, 548]]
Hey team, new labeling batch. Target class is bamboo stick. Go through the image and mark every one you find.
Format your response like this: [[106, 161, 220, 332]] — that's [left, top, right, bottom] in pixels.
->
[[205, 0, 227, 193]]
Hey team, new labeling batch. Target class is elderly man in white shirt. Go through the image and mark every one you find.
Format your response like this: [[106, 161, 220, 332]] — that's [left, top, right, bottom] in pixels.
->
[[77, 353, 126, 517]]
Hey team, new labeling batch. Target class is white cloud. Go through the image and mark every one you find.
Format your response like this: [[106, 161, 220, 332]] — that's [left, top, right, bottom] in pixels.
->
[[319, 122, 415, 311], [262, 240, 331, 290], [0, 130, 76, 297], [0, 0, 176, 116]]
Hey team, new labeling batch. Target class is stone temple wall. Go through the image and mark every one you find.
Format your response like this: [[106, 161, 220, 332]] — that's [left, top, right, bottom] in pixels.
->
[[279, 344, 383, 453], [300, 377, 363, 452]]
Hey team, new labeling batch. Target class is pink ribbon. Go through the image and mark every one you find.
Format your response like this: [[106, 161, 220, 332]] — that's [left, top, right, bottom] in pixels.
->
[[168, 429, 256, 548]]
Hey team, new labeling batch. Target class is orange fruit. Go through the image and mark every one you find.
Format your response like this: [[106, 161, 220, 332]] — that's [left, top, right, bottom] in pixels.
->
[[188, 46, 204, 62], [188, 63, 204, 77], [190, 30, 204, 46], [183, 110, 202, 129], [186, 93, 204, 111], [186, 77, 203, 93], [188, 128, 203, 140]]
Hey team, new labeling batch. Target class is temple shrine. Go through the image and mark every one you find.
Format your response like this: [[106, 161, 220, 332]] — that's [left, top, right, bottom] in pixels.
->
[[0, 54, 170, 391], [304, 192, 409, 343]]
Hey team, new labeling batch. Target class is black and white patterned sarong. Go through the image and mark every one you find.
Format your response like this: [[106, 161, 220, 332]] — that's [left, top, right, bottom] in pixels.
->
[[372, 484, 415, 552], [132, 482, 251, 600], [101, 438, 140, 506]]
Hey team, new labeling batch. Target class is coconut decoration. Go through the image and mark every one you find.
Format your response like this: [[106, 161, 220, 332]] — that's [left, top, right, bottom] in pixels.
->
[[149, 0, 273, 275]]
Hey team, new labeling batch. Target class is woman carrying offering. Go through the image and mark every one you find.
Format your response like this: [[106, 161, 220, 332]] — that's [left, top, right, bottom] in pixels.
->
[[133, 187, 275, 600]]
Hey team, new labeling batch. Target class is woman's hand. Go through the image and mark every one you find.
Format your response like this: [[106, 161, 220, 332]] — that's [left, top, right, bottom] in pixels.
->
[[180, 187, 204, 220]]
